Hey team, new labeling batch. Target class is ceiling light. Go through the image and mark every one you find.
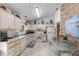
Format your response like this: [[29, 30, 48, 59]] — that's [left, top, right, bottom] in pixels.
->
[[35, 7, 40, 17]]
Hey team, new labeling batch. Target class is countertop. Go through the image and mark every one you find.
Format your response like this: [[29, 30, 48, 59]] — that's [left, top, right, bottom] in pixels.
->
[[0, 35, 27, 43], [17, 35, 26, 39]]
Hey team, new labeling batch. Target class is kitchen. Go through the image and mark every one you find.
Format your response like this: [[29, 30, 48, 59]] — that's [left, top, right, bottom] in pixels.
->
[[0, 3, 79, 56]]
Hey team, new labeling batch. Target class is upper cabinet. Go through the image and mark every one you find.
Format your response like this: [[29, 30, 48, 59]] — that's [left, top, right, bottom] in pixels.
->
[[0, 8, 25, 31], [0, 8, 14, 29], [15, 16, 23, 31], [9, 13, 14, 29], [15, 16, 20, 30]]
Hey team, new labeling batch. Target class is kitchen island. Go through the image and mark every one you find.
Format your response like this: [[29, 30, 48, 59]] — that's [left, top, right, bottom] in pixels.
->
[[0, 35, 27, 56]]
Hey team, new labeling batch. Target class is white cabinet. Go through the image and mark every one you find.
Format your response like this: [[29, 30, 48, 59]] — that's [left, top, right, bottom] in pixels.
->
[[0, 42, 7, 56], [0, 9, 10, 29], [15, 40, 21, 56], [7, 38, 17, 56], [0, 8, 14, 29], [0, 36, 27, 56], [7, 38, 21, 56], [0, 8, 24, 30], [19, 20, 23, 30], [8, 37, 26, 55], [8, 13, 14, 29], [0, 8, 25, 30], [15, 17, 22, 31], [20, 37, 26, 53], [15, 17, 19, 30]]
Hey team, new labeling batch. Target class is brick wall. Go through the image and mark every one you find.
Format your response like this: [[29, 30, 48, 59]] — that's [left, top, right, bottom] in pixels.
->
[[60, 3, 79, 48]]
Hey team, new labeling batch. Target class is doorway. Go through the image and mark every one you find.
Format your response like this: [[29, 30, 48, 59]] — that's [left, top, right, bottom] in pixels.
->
[[56, 22, 60, 39]]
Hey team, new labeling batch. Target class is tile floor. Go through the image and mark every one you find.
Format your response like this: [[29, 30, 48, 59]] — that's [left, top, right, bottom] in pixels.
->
[[20, 33, 75, 56], [20, 42, 50, 56], [20, 41, 75, 56]]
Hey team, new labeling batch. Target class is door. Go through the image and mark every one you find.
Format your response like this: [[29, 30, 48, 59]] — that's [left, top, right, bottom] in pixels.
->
[[46, 26, 55, 42], [56, 22, 60, 38]]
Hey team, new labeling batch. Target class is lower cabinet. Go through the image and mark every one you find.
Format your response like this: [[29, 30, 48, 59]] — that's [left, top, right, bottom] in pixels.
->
[[7, 38, 21, 56], [7, 37, 26, 56], [16, 40, 21, 56], [0, 42, 7, 56], [21, 37, 26, 53], [0, 37, 27, 56]]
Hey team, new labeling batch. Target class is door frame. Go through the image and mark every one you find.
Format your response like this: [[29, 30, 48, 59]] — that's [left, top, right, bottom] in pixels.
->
[[56, 22, 61, 39], [46, 26, 55, 42]]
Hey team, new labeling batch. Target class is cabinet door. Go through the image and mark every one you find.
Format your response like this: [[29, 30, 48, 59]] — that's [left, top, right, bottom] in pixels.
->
[[1, 10, 10, 29], [7, 38, 17, 56], [15, 17, 21, 31], [19, 19, 22, 30], [21, 37, 26, 52], [15, 17, 19, 30], [16, 40, 21, 56], [0, 9, 14, 29], [9, 13, 14, 29], [0, 9, 2, 28]]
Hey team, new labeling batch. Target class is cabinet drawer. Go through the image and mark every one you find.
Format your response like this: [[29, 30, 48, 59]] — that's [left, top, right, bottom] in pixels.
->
[[7, 39, 21, 56]]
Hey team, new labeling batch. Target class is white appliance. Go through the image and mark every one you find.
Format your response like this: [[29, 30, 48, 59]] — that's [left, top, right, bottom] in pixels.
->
[[47, 26, 55, 42]]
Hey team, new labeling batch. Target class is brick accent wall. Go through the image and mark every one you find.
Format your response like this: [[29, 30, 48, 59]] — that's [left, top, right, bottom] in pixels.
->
[[60, 3, 79, 48]]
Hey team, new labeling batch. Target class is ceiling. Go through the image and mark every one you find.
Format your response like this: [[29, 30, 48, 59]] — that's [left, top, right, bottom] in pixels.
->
[[4, 3, 60, 20]]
